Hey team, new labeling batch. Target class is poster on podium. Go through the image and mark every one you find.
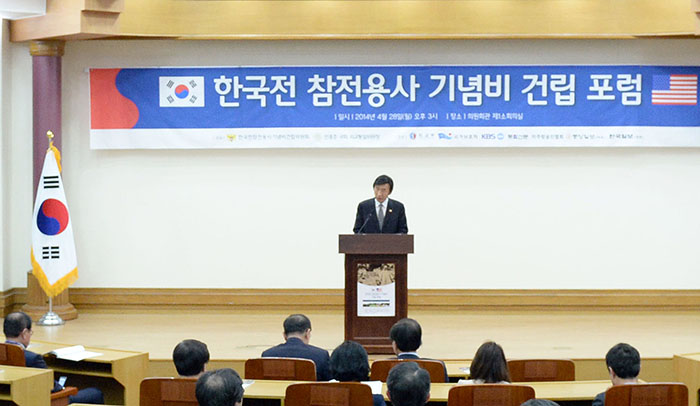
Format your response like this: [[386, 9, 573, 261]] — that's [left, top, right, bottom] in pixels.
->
[[357, 263, 396, 317]]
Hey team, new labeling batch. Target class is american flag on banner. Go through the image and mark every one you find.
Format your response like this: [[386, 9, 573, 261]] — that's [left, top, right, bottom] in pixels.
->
[[651, 74, 698, 105]]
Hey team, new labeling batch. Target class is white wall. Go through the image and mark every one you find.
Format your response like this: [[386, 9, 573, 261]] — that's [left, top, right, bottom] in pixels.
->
[[6, 39, 700, 290], [0, 20, 8, 293]]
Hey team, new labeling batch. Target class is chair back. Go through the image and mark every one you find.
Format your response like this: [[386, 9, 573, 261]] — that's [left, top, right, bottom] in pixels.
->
[[447, 384, 535, 406], [245, 357, 317, 381], [507, 359, 575, 382], [604, 383, 688, 406], [140, 377, 198, 406], [0, 343, 26, 367], [370, 359, 446, 382], [285, 382, 374, 406]]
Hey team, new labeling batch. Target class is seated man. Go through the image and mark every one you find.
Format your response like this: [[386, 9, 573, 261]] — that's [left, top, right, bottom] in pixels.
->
[[387, 362, 431, 406], [389, 318, 448, 382], [173, 339, 209, 378], [195, 368, 244, 406], [262, 314, 331, 381], [4, 311, 104, 404], [592, 343, 641, 406]]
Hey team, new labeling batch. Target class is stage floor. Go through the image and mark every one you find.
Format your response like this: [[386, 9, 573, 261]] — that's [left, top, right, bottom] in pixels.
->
[[27, 308, 700, 364]]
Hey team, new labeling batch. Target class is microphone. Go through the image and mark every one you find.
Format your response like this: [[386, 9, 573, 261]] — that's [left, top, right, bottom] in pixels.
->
[[356, 212, 373, 234]]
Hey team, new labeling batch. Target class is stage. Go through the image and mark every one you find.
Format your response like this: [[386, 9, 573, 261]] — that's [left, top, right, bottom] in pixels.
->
[[23, 307, 700, 382]]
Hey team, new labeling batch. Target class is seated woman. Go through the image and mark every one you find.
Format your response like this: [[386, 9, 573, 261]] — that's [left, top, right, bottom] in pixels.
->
[[460, 341, 511, 384], [330, 340, 386, 406]]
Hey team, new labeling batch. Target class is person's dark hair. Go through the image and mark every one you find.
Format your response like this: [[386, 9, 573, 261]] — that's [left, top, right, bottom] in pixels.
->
[[469, 341, 511, 383], [605, 343, 640, 379], [373, 175, 394, 193], [521, 399, 560, 406], [389, 318, 422, 352], [283, 314, 311, 335], [195, 368, 244, 406], [3, 312, 32, 338], [387, 362, 430, 406], [330, 340, 370, 382], [173, 339, 210, 376]]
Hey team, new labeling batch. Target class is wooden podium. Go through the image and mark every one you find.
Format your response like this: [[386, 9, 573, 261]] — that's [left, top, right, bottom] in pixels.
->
[[339, 234, 413, 354]]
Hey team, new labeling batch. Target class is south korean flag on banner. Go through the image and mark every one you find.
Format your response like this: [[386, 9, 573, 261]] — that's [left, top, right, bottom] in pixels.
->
[[159, 76, 205, 107], [31, 143, 78, 297]]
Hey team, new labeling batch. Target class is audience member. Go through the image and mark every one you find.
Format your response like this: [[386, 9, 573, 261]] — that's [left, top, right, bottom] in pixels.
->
[[261, 314, 331, 380], [460, 341, 510, 384], [386, 362, 431, 406], [522, 399, 561, 406], [389, 318, 448, 382], [592, 343, 640, 406], [330, 340, 386, 406], [173, 339, 209, 378], [3, 311, 104, 404], [195, 368, 244, 406]]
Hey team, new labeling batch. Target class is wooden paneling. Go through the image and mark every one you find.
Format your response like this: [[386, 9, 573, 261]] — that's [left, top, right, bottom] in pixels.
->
[[2, 288, 700, 312], [9, 0, 698, 42]]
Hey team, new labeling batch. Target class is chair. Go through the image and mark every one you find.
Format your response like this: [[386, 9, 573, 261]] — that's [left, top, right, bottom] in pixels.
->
[[447, 384, 535, 406], [0, 343, 79, 406], [50, 387, 78, 406], [245, 357, 317, 381], [139, 377, 198, 406], [370, 359, 446, 382], [604, 383, 688, 406], [507, 359, 575, 382], [0, 342, 27, 366], [285, 382, 374, 406]]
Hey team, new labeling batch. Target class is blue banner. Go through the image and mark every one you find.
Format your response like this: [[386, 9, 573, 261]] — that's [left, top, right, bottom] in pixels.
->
[[89, 65, 700, 148]]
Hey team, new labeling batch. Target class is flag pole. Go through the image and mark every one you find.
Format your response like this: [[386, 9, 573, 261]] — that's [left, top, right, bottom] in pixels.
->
[[36, 131, 65, 327]]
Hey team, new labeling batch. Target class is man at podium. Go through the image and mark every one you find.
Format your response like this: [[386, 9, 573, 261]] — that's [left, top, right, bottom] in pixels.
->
[[353, 175, 408, 234]]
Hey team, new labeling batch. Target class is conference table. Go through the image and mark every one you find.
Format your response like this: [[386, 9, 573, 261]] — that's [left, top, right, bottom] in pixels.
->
[[0, 364, 53, 406], [243, 379, 612, 406], [29, 340, 148, 406], [673, 352, 700, 406]]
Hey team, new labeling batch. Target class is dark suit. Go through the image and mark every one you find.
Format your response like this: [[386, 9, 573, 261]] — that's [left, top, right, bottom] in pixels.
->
[[353, 198, 408, 234], [6, 340, 104, 404], [397, 353, 449, 383], [261, 337, 331, 381], [373, 394, 387, 406], [592, 391, 605, 406]]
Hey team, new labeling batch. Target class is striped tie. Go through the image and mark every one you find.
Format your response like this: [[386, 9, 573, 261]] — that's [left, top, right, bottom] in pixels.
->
[[378, 204, 385, 231]]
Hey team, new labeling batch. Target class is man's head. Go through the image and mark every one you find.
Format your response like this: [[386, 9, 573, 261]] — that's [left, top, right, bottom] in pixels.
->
[[173, 339, 210, 378], [387, 362, 431, 406], [3, 311, 33, 347], [605, 343, 640, 384], [195, 368, 244, 406], [283, 314, 312, 344], [521, 399, 561, 406], [373, 175, 394, 203], [330, 340, 370, 382], [389, 318, 422, 354]]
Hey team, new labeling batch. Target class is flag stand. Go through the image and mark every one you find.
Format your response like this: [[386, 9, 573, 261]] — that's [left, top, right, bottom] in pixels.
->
[[37, 297, 65, 326]]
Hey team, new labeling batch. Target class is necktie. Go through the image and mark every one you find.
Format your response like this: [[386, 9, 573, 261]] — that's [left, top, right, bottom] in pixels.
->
[[378, 204, 385, 231]]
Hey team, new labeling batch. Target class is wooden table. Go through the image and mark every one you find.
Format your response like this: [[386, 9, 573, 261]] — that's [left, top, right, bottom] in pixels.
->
[[29, 340, 148, 406], [673, 352, 700, 406], [445, 361, 469, 379], [0, 365, 53, 406], [243, 379, 612, 405]]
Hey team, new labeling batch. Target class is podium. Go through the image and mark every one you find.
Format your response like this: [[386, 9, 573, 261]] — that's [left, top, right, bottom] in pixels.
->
[[339, 234, 413, 354]]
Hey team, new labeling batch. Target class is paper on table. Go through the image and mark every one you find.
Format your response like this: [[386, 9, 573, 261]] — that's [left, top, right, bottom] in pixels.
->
[[48, 345, 102, 361], [361, 380, 383, 395], [243, 380, 254, 389]]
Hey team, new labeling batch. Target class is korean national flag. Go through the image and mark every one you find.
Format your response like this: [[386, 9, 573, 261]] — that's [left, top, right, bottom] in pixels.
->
[[159, 76, 205, 107], [31, 145, 78, 297]]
